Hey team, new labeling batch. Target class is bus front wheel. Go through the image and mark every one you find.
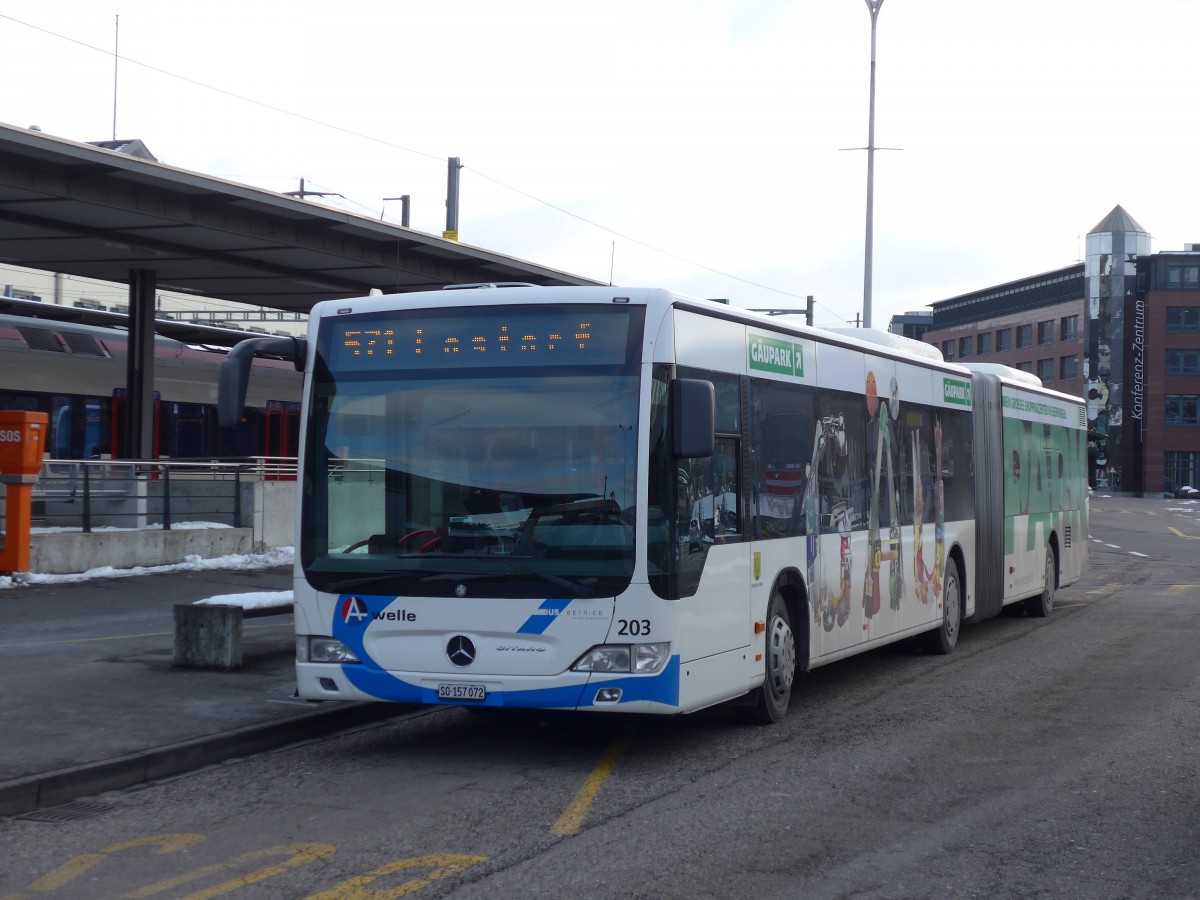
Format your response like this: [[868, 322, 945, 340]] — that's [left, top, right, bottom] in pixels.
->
[[739, 590, 797, 725]]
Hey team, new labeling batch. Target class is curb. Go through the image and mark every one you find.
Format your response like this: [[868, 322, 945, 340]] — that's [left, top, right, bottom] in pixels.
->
[[0, 702, 406, 818]]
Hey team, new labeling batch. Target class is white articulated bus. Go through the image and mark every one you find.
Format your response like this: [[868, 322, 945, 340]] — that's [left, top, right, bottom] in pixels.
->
[[219, 286, 1089, 723]]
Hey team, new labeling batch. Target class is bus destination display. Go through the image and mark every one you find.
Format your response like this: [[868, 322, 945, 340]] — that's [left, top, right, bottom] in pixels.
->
[[323, 307, 636, 370]]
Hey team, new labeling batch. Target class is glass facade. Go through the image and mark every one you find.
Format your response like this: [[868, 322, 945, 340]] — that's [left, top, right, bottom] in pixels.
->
[[1084, 212, 1151, 493]]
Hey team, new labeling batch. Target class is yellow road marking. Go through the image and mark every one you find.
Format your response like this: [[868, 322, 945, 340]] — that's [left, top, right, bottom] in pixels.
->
[[11, 835, 205, 896], [552, 733, 632, 836], [1168, 527, 1200, 541], [128, 843, 333, 900], [305, 854, 487, 900]]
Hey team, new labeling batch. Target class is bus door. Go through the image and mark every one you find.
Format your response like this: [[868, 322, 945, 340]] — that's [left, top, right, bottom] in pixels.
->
[[673, 348, 751, 665]]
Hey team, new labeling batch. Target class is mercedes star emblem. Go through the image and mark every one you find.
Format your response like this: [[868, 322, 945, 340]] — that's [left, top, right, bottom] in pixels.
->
[[446, 635, 476, 667]]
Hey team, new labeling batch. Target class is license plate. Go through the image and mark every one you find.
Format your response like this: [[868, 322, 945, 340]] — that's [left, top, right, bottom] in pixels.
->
[[438, 683, 486, 701]]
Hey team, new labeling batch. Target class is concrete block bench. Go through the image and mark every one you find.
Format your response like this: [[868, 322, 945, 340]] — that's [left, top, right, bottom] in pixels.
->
[[173, 592, 293, 669]]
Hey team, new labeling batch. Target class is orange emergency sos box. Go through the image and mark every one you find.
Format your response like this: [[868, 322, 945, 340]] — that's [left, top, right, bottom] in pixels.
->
[[0, 411, 49, 478]]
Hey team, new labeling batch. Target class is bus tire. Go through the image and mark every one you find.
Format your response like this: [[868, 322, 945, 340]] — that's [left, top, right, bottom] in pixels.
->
[[738, 589, 797, 725], [1024, 547, 1056, 618], [925, 561, 962, 655]]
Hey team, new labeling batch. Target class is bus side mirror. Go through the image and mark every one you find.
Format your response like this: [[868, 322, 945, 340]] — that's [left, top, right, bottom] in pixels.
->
[[218, 336, 306, 428], [672, 378, 715, 459]]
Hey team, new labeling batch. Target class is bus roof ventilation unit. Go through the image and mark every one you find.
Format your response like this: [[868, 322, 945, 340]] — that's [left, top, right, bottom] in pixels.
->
[[961, 362, 1044, 388], [823, 326, 945, 363], [441, 282, 538, 290]]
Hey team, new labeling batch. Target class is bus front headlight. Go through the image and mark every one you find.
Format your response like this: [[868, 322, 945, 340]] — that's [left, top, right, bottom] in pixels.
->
[[299, 636, 360, 664], [572, 642, 669, 674]]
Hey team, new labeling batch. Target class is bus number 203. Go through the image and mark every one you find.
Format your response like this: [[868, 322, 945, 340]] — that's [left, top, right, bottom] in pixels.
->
[[617, 619, 652, 636]]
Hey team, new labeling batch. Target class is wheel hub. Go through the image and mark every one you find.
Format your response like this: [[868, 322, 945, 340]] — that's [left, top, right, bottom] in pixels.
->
[[767, 616, 796, 694]]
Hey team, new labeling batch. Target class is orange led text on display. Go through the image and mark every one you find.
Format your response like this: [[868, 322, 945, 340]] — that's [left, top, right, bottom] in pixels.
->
[[339, 323, 593, 357]]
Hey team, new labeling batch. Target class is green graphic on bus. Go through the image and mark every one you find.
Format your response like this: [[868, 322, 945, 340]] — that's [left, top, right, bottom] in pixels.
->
[[943, 378, 971, 406], [748, 334, 804, 377]]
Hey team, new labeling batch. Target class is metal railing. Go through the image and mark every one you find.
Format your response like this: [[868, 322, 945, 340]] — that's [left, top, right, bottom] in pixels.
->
[[25, 457, 297, 533]]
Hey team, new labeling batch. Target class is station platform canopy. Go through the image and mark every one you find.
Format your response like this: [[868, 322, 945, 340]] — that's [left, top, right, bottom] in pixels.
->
[[0, 122, 600, 314]]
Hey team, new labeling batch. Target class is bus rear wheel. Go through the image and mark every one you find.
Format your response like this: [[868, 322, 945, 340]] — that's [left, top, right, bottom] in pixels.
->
[[925, 563, 962, 655], [1024, 548, 1056, 618], [739, 590, 796, 725]]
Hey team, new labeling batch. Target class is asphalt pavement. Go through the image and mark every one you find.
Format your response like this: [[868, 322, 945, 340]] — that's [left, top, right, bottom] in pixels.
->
[[0, 565, 402, 817], [2, 493, 1183, 819]]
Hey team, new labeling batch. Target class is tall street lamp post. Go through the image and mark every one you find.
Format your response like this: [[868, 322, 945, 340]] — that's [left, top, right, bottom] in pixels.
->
[[862, 0, 885, 330]]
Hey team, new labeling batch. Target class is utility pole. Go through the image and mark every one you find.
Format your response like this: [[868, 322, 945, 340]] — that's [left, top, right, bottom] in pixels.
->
[[284, 178, 343, 201], [382, 196, 411, 227], [749, 297, 815, 326], [112, 16, 119, 141], [444, 157, 461, 241]]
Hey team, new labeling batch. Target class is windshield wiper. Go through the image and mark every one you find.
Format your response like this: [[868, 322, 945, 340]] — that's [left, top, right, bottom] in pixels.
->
[[509, 562, 596, 598], [418, 567, 596, 597], [326, 565, 595, 598], [324, 571, 411, 592]]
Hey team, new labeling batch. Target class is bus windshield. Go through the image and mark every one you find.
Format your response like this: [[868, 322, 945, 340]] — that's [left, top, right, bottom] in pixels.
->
[[301, 304, 645, 599]]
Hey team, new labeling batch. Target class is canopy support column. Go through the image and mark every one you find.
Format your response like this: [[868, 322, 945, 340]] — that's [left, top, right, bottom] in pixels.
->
[[124, 268, 157, 459]]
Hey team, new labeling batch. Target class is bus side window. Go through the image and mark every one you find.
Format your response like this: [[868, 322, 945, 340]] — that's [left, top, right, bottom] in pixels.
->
[[815, 390, 867, 535], [750, 377, 815, 540]]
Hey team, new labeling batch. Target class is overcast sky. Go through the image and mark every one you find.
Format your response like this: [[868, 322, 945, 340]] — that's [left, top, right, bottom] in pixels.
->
[[3, 1, 1197, 328]]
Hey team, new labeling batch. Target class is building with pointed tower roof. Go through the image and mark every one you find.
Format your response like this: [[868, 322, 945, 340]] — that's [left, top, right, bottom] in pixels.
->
[[1082, 205, 1150, 493], [918, 206, 1200, 496]]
